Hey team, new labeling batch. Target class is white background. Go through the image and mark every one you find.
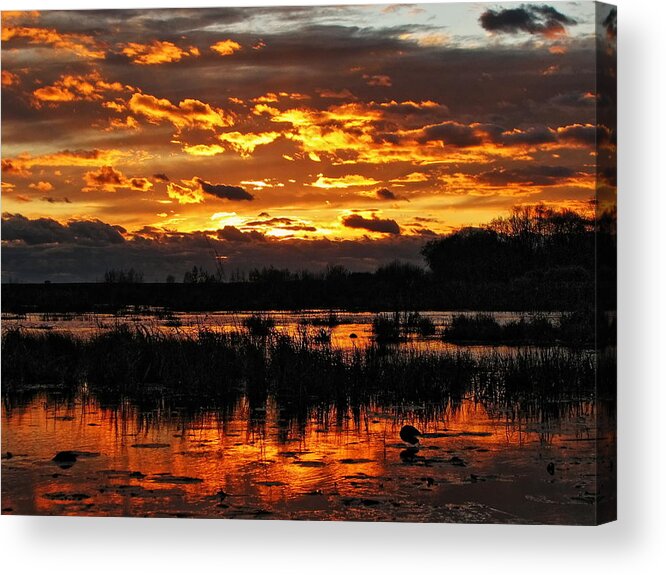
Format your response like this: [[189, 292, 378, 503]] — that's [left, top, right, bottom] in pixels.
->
[[1, 1, 664, 573]]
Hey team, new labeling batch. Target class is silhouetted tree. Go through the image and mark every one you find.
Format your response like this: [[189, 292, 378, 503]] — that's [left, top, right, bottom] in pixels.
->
[[104, 268, 144, 284], [183, 266, 221, 284], [422, 205, 597, 282]]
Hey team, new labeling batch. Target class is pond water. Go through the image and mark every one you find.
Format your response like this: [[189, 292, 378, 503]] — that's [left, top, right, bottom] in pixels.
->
[[1, 392, 613, 524], [1, 309, 559, 353]]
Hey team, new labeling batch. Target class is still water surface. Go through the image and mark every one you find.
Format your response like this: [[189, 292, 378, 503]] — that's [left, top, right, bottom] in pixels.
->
[[2, 309, 559, 352], [2, 393, 610, 523], [2, 310, 612, 523]]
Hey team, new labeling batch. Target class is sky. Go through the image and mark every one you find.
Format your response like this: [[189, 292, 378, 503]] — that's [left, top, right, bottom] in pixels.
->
[[1, 2, 616, 282]]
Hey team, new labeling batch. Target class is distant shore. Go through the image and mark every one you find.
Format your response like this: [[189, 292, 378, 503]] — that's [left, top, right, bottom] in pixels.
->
[[0, 277, 612, 314]]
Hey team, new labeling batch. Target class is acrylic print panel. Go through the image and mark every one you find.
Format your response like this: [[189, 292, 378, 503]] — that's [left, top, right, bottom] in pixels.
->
[[1, 2, 616, 525]]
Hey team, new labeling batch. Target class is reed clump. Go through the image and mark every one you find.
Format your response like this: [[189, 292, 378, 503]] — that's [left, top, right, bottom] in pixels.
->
[[443, 312, 613, 347], [2, 324, 612, 409]]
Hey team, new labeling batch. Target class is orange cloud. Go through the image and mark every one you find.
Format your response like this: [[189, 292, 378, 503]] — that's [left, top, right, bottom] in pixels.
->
[[103, 100, 126, 112], [32, 71, 124, 107], [1, 25, 105, 59], [121, 40, 199, 64], [4, 149, 131, 173], [1, 159, 31, 177], [167, 180, 203, 204], [182, 143, 226, 156], [128, 92, 234, 132], [83, 165, 153, 192], [1, 11, 41, 24], [310, 174, 380, 189], [252, 92, 310, 103], [29, 181, 54, 192], [1, 70, 20, 87], [363, 74, 392, 87], [252, 100, 547, 166], [317, 88, 355, 99], [105, 116, 140, 131], [217, 131, 281, 156], [210, 39, 241, 56], [390, 172, 429, 184]]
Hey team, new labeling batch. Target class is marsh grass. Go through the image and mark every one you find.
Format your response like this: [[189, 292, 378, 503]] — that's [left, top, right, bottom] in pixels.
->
[[2, 323, 613, 415], [443, 312, 613, 348], [371, 311, 437, 342], [242, 314, 276, 337]]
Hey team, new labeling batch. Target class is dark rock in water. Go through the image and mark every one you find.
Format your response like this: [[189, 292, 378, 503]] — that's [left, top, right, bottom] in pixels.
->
[[130, 443, 170, 449], [400, 425, 422, 445], [293, 460, 326, 467], [361, 498, 381, 506], [43, 492, 91, 501], [217, 489, 228, 501], [257, 481, 286, 487], [129, 471, 146, 479], [2, 452, 13, 460], [150, 475, 203, 484], [547, 462, 555, 475], [339, 458, 373, 464], [349, 333, 358, 339], [449, 456, 466, 467], [52, 451, 78, 464]]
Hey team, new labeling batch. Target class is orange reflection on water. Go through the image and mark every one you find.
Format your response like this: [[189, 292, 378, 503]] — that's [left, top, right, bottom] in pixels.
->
[[1, 393, 611, 523]]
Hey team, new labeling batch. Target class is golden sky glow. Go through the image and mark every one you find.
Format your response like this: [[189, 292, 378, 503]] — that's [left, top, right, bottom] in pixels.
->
[[1, 3, 615, 281]]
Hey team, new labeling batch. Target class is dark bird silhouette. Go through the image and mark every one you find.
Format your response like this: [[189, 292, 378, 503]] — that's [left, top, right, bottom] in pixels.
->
[[400, 425, 422, 446]]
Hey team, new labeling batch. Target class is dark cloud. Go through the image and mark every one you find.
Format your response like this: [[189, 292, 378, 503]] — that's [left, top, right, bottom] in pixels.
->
[[196, 178, 254, 201], [380, 101, 449, 117], [243, 216, 316, 232], [479, 4, 577, 36], [475, 165, 577, 186], [413, 228, 438, 237], [417, 121, 483, 147], [153, 173, 170, 182], [548, 91, 596, 108], [557, 124, 611, 146], [87, 165, 123, 187], [499, 126, 557, 145], [342, 214, 400, 235], [375, 188, 397, 200], [2, 213, 126, 246], [216, 225, 266, 243], [41, 196, 72, 203], [1, 213, 425, 282], [245, 216, 296, 227]]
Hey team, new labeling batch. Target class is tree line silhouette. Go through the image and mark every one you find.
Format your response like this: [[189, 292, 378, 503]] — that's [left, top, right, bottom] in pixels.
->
[[3, 206, 615, 313]]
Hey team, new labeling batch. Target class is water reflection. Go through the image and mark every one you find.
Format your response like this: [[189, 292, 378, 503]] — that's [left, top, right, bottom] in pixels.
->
[[2, 391, 614, 523]]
